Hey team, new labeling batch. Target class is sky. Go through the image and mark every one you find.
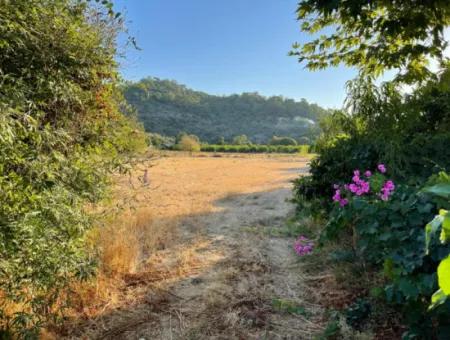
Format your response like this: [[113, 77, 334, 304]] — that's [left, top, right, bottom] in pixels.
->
[[111, 0, 448, 109]]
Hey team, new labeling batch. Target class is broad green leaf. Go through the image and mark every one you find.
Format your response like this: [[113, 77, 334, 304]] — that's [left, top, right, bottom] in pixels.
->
[[438, 256, 450, 295], [439, 210, 450, 243], [422, 184, 450, 199]]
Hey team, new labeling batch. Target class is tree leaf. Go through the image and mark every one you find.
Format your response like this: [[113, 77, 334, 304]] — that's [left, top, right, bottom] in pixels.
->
[[422, 184, 450, 199], [429, 289, 447, 310], [438, 255, 450, 295]]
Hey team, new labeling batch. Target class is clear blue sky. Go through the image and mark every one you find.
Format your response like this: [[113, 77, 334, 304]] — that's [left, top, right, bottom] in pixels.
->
[[112, 0, 358, 109]]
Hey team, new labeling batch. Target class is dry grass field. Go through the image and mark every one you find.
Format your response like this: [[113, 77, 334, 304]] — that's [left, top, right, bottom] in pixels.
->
[[53, 152, 329, 339]]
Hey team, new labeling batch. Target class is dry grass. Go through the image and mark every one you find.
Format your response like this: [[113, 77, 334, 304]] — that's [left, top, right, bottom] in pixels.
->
[[96, 208, 176, 276], [49, 152, 312, 338]]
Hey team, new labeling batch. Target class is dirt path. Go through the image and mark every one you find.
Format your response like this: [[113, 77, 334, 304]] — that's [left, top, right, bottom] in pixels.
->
[[73, 153, 324, 339]]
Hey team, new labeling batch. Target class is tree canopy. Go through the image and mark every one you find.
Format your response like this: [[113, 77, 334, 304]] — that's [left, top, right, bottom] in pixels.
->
[[290, 0, 450, 82]]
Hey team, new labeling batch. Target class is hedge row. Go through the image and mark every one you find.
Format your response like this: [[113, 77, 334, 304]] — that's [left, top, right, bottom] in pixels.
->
[[200, 144, 312, 154]]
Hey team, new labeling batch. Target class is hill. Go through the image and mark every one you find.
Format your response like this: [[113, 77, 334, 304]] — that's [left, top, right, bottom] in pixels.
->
[[122, 77, 330, 143]]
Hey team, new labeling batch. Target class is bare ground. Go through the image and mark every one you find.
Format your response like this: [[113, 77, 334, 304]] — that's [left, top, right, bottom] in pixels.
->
[[65, 153, 325, 339]]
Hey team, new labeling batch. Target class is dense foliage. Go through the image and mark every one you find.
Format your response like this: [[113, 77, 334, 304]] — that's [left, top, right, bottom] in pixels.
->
[[294, 69, 450, 208], [292, 2, 450, 332], [293, 68, 450, 336], [290, 0, 450, 81], [0, 0, 146, 336], [323, 169, 450, 338], [122, 77, 330, 143]]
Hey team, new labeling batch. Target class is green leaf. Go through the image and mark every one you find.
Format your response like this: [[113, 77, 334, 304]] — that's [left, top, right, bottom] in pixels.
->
[[422, 184, 450, 199], [425, 214, 443, 253], [440, 211, 450, 243], [429, 289, 447, 310], [438, 256, 450, 295]]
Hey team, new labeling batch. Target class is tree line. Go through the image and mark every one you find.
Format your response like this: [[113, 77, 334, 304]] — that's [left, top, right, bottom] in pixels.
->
[[122, 77, 329, 143]]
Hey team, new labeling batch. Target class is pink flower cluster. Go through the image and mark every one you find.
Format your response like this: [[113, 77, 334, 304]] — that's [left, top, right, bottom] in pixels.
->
[[332, 189, 349, 207], [380, 180, 395, 201], [294, 236, 314, 256], [332, 164, 396, 206], [348, 170, 370, 196]]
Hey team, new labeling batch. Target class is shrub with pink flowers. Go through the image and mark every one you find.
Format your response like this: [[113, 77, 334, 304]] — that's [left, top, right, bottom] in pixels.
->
[[322, 167, 450, 337], [331, 164, 395, 207]]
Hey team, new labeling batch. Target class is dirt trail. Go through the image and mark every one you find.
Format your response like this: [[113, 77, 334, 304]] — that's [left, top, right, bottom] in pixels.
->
[[77, 154, 325, 339]]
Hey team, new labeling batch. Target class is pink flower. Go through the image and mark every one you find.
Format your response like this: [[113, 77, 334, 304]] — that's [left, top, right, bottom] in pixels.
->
[[349, 183, 358, 193], [384, 180, 395, 190], [364, 170, 372, 177], [294, 236, 314, 256], [379, 179, 395, 201], [377, 164, 387, 173], [332, 189, 341, 202], [339, 198, 349, 207]]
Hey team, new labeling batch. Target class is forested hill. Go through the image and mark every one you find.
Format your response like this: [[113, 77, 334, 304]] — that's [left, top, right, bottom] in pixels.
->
[[122, 77, 330, 143]]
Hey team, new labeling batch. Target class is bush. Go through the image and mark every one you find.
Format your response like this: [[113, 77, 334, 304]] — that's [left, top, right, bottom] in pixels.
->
[[175, 135, 201, 152], [294, 72, 450, 208], [293, 135, 380, 208], [323, 167, 450, 337], [232, 134, 252, 145], [148, 133, 175, 149]]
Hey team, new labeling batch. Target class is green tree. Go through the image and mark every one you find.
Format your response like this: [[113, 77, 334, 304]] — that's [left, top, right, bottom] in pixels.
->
[[232, 134, 252, 145], [217, 136, 226, 145], [290, 0, 450, 82], [175, 135, 201, 152]]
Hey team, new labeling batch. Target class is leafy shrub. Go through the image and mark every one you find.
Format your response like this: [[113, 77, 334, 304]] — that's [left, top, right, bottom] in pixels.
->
[[323, 168, 450, 337], [201, 145, 215, 152], [175, 135, 201, 152], [293, 135, 379, 207], [0, 0, 147, 335], [257, 145, 269, 153], [232, 134, 252, 145], [294, 72, 450, 207], [148, 133, 175, 149]]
